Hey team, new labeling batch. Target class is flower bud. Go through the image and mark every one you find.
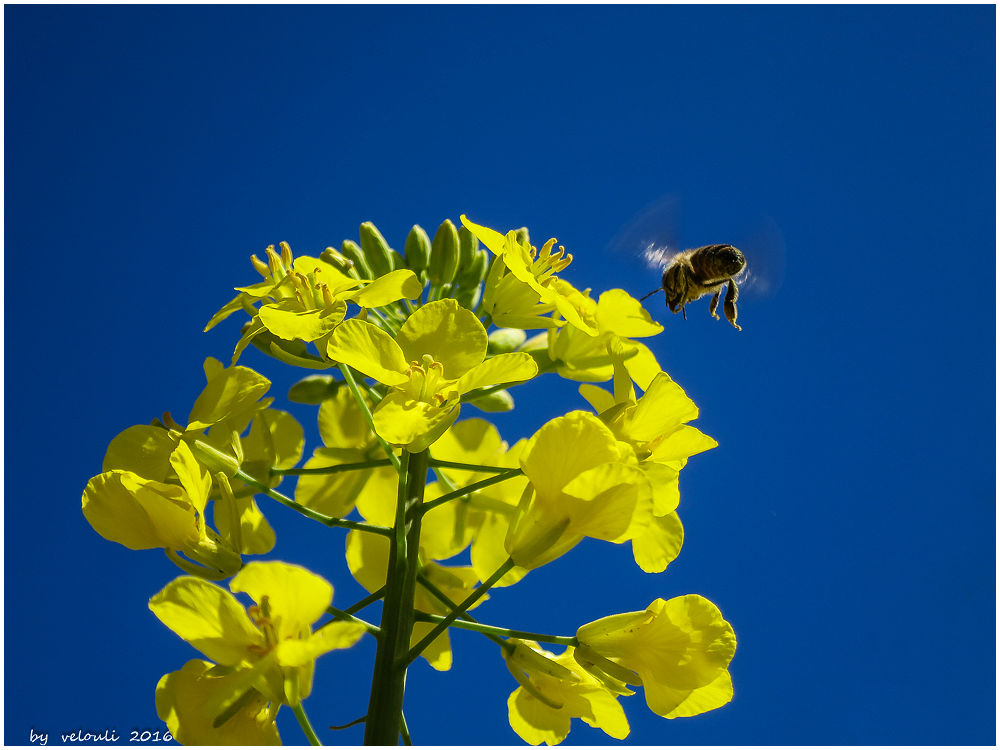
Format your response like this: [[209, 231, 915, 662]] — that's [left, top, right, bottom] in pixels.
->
[[359, 221, 395, 278], [466, 388, 514, 412], [404, 224, 432, 273], [458, 224, 479, 270], [340, 239, 372, 279], [488, 328, 527, 354], [456, 248, 489, 289], [428, 219, 460, 285], [514, 226, 530, 246], [320, 247, 355, 275], [288, 375, 340, 404], [186, 436, 241, 478]]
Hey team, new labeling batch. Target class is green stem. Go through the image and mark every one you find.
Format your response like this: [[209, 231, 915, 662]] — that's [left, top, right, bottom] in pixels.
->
[[363, 450, 429, 745], [419, 469, 523, 515], [403, 558, 515, 666], [292, 702, 322, 746], [339, 364, 402, 473], [235, 470, 392, 537], [344, 586, 386, 615], [416, 573, 507, 649], [272, 459, 392, 476], [412, 612, 577, 647], [400, 714, 412, 746], [324, 606, 381, 636], [428, 459, 516, 474]]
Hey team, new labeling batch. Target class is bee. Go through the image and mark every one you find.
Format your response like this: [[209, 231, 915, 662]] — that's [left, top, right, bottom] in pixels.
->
[[639, 244, 747, 331]]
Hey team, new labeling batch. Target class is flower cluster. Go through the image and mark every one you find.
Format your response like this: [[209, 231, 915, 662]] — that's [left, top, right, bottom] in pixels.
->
[[81, 216, 736, 745]]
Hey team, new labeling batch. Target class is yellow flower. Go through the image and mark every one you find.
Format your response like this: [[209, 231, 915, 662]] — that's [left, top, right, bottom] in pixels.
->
[[82, 440, 242, 575], [149, 562, 366, 714], [155, 660, 281, 745], [205, 242, 423, 363], [504, 640, 630, 745], [327, 298, 537, 452], [505, 411, 653, 570], [574, 596, 736, 719], [460, 215, 597, 335], [579, 342, 718, 572], [548, 288, 663, 387]]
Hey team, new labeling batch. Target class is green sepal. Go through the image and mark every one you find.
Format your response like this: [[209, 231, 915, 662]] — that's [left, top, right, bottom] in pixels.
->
[[465, 389, 514, 412], [487, 328, 527, 354]]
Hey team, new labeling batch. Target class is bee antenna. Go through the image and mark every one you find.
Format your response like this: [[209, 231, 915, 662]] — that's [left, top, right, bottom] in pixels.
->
[[639, 288, 662, 302]]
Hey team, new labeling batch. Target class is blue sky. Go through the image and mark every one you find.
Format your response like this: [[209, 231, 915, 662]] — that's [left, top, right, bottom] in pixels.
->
[[5, 4, 994, 746]]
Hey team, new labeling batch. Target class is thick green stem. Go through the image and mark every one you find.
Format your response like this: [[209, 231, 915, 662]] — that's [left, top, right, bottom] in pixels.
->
[[363, 450, 429, 745], [428, 459, 515, 474]]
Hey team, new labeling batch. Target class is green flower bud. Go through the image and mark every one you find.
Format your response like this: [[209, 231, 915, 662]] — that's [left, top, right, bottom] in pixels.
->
[[389, 250, 406, 272], [514, 226, 530, 247], [466, 388, 514, 412], [404, 224, 432, 273], [320, 247, 355, 275], [359, 221, 395, 278], [487, 328, 528, 354], [186, 436, 241, 478], [453, 284, 481, 312], [428, 218, 460, 285], [288, 375, 340, 404], [457, 248, 489, 287], [458, 225, 479, 271], [340, 239, 372, 279]]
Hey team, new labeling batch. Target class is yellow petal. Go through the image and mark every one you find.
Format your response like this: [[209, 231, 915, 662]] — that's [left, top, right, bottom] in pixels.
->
[[396, 299, 488, 380], [657, 669, 734, 719], [187, 366, 271, 431], [456, 352, 538, 394], [596, 289, 663, 338], [649, 425, 719, 464], [508, 687, 571, 745], [372, 391, 459, 451], [102, 425, 178, 480], [460, 214, 508, 256], [326, 319, 409, 386], [346, 269, 423, 307], [82, 471, 198, 550], [628, 373, 699, 439], [317, 387, 373, 449], [274, 622, 366, 666], [521, 412, 620, 504], [169, 441, 211, 518], [257, 300, 346, 342], [149, 577, 261, 665], [630, 512, 684, 574], [230, 562, 334, 635]]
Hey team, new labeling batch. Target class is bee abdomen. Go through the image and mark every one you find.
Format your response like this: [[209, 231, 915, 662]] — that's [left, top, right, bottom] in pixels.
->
[[689, 244, 745, 285]]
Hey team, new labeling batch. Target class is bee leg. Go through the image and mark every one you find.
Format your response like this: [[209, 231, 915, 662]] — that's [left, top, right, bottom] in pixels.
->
[[723, 280, 742, 331], [681, 305, 687, 321], [708, 290, 721, 320]]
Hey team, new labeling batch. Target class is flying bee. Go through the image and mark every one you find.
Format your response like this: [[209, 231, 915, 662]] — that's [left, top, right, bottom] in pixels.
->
[[639, 244, 747, 331]]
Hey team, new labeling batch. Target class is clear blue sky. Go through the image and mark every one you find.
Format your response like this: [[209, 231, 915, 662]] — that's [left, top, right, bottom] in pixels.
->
[[5, 5, 994, 746]]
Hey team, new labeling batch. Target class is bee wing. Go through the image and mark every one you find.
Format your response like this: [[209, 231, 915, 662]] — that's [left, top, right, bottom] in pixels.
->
[[607, 193, 683, 270], [729, 215, 786, 299]]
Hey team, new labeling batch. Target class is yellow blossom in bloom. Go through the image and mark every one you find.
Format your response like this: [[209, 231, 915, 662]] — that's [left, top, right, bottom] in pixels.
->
[[504, 640, 630, 745], [149, 561, 366, 718], [574, 595, 736, 719], [327, 298, 537, 452], [82, 440, 242, 575], [548, 288, 663, 387], [579, 341, 718, 572], [461, 215, 597, 335], [156, 660, 281, 745], [505, 411, 653, 570], [205, 242, 423, 363]]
